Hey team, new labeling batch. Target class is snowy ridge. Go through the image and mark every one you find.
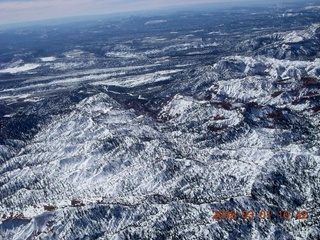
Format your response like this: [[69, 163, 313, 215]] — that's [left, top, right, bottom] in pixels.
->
[[234, 23, 320, 59]]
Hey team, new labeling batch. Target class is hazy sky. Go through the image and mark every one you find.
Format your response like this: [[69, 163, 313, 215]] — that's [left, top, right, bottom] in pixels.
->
[[0, 0, 256, 25]]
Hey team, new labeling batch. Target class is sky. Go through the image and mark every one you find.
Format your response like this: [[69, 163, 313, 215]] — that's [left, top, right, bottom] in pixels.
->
[[0, 0, 256, 25]]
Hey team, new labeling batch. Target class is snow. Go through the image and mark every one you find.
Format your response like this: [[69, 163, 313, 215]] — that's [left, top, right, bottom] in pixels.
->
[[145, 20, 167, 25], [0, 64, 40, 74], [90, 69, 182, 88], [304, 5, 320, 10], [208, 31, 220, 35], [283, 31, 308, 43], [142, 37, 167, 42], [40, 57, 56, 62], [63, 49, 86, 58], [105, 51, 144, 59]]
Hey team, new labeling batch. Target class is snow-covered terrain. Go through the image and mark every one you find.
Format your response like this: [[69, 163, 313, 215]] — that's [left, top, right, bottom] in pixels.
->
[[0, 2, 319, 239], [0, 64, 40, 74]]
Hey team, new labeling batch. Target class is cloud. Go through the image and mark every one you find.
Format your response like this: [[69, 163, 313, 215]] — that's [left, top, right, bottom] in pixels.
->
[[0, 0, 251, 25]]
